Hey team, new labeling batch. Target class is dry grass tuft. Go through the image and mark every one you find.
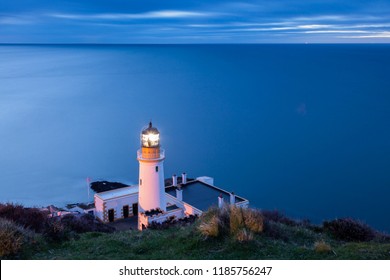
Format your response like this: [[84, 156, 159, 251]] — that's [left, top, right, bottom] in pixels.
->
[[229, 206, 245, 235], [314, 240, 332, 253], [236, 228, 254, 242], [243, 208, 264, 233], [198, 216, 220, 238], [198, 206, 264, 241]]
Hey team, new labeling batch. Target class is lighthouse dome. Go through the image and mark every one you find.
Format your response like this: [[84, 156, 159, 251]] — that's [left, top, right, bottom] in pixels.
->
[[141, 122, 160, 147]]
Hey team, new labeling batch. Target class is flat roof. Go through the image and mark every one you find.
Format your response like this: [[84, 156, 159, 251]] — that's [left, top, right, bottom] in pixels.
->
[[67, 203, 95, 210], [91, 181, 129, 193], [96, 185, 139, 201], [165, 181, 246, 211]]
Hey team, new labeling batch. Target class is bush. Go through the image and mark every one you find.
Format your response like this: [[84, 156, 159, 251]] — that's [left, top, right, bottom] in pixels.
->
[[263, 221, 291, 242], [43, 214, 116, 243], [314, 240, 332, 253], [323, 218, 376, 242], [0, 218, 35, 257], [0, 203, 48, 232], [149, 215, 198, 230], [60, 214, 115, 234], [262, 210, 298, 226], [44, 219, 68, 242], [61, 214, 92, 233], [374, 232, 390, 243]]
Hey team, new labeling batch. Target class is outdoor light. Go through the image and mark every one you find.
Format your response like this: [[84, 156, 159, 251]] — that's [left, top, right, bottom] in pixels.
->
[[142, 132, 159, 147]]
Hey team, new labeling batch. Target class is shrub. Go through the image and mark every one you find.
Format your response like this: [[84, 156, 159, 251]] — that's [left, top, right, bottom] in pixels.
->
[[323, 218, 375, 242], [59, 214, 115, 234], [149, 221, 170, 230], [61, 214, 91, 233], [0, 218, 35, 257], [261, 210, 298, 226], [44, 219, 68, 242], [263, 220, 290, 242], [0, 203, 48, 232], [149, 215, 198, 230], [314, 240, 332, 253], [374, 232, 390, 243]]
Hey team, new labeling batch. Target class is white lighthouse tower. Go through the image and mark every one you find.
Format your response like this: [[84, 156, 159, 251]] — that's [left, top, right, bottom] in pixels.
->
[[137, 122, 166, 219]]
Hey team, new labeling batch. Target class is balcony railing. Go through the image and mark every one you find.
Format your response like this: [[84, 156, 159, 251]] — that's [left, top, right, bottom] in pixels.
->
[[137, 148, 165, 160]]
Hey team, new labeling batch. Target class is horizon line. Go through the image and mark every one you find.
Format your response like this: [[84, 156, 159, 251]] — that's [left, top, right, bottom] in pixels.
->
[[1, 42, 390, 46]]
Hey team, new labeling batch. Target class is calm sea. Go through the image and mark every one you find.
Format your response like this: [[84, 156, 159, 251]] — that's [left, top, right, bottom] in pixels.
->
[[1, 44, 389, 232]]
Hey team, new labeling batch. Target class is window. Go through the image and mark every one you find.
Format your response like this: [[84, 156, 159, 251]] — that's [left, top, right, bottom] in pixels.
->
[[156, 166, 159, 172]]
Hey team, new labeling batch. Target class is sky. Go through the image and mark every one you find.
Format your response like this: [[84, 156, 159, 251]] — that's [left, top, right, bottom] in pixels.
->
[[1, 0, 390, 43]]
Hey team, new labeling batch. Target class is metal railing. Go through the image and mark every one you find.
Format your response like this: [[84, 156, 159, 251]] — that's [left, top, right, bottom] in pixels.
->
[[137, 148, 165, 159]]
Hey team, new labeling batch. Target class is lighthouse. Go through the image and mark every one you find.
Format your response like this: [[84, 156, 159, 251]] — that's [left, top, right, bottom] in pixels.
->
[[137, 122, 166, 216], [92, 121, 249, 230]]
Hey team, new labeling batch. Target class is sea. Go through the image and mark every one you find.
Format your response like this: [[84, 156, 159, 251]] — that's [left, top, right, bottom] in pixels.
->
[[1, 44, 389, 232]]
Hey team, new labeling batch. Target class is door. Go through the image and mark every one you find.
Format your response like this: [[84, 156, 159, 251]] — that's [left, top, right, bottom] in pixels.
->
[[123, 205, 129, 218], [132, 203, 138, 215], [108, 209, 114, 222]]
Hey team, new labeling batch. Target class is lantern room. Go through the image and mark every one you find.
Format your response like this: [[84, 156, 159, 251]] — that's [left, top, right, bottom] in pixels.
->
[[139, 122, 163, 160], [141, 122, 160, 148]]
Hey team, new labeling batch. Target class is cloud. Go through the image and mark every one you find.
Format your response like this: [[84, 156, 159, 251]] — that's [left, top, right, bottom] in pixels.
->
[[49, 10, 217, 20], [2, 3, 390, 43], [184, 13, 390, 38], [231, 27, 297, 32], [292, 15, 348, 22], [297, 24, 333, 29], [340, 31, 390, 38], [304, 30, 369, 34], [0, 16, 34, 25]]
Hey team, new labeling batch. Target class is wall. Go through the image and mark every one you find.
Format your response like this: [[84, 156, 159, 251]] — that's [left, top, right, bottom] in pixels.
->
[[138, 158, 166, 212], [95, 193, 138, 223], [94, 196, 105, 222], [165, 193, 202, 216]]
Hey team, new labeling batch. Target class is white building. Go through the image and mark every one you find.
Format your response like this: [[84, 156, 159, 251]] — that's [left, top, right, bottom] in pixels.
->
[[93, 122, 249, 230], [94, 186, 139, 223]]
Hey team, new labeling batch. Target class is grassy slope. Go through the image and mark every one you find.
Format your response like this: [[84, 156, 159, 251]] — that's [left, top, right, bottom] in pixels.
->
[[30, 223, 390, 260]]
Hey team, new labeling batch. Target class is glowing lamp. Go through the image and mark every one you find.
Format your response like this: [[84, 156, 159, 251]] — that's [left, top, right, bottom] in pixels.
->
[[141, 122, 160, 148]]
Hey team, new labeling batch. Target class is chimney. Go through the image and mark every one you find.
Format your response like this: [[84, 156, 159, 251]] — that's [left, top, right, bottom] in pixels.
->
[[182, 172, 187, 184], [230, 192, 235, 205], [218, 194, 224, 208], [176, 185, 183, 201], [172, 174, 177, 187]]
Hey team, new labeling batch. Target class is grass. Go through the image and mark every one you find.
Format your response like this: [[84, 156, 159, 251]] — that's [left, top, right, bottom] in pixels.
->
[[28, 220, 390, 260], [2, 205, 390, 260]]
